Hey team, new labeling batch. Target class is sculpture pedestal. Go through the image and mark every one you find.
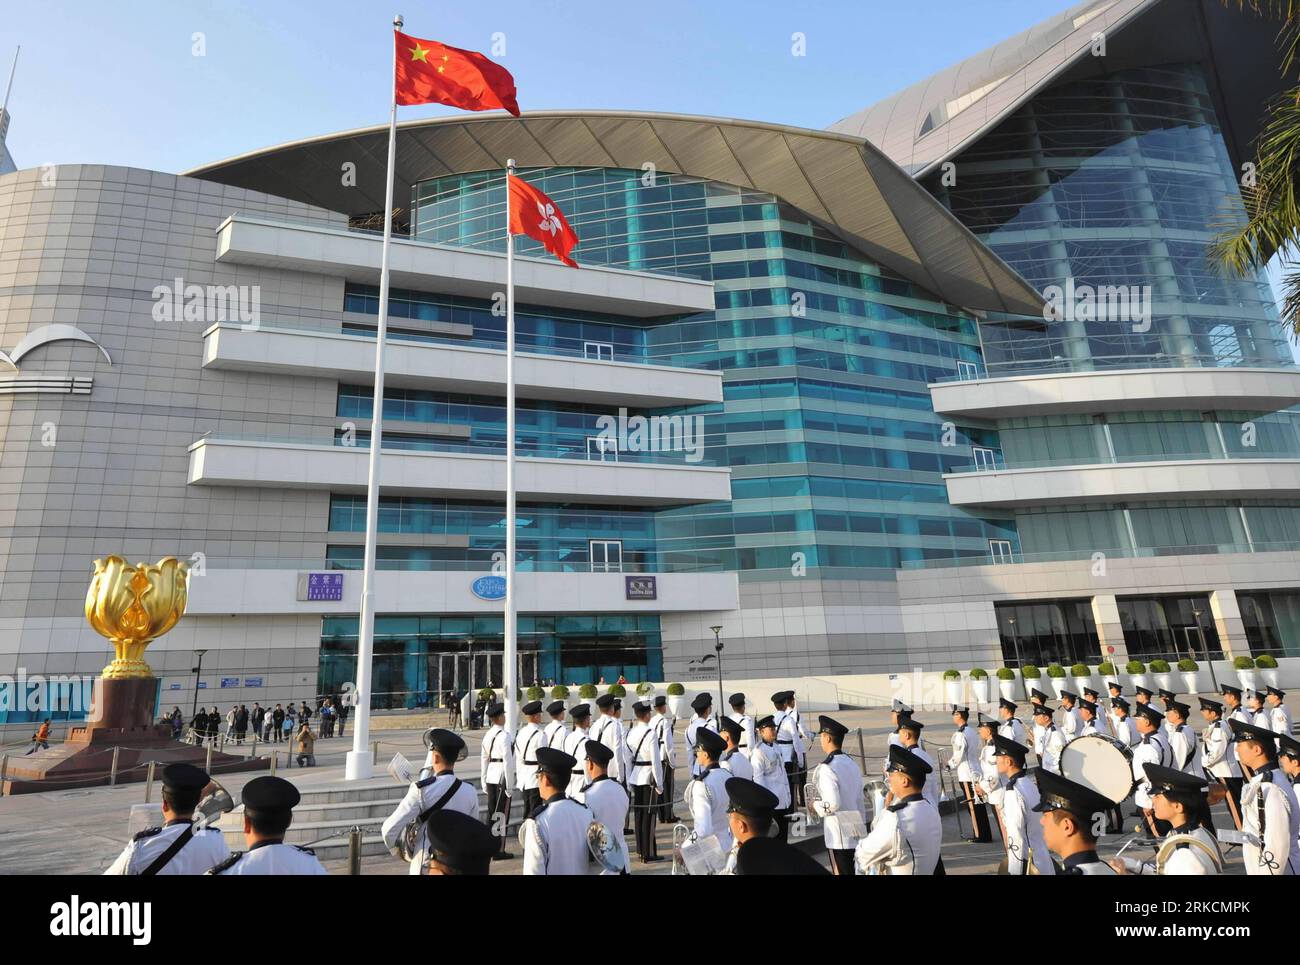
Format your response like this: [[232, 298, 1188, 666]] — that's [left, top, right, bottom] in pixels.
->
[[2, 677, 268, 794]]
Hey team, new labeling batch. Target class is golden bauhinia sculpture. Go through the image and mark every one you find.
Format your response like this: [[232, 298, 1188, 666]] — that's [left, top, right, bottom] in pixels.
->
[[85, 556, 190, 679]]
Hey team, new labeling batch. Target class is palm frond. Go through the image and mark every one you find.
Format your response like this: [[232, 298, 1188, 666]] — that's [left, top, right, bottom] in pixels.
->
[[1224, 0, 1300, 73]]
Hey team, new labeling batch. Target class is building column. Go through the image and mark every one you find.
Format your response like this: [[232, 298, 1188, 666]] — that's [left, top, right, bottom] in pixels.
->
[[1090, 594, 1129, 665], [1208, 588, 1249, 659]]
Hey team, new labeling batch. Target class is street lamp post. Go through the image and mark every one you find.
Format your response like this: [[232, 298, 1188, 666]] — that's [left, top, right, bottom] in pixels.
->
[[710, 626, 724, 727], [1007, 617, 1026, 699], [1191, 609, 1219, 693], [190, 649, 207, 717]]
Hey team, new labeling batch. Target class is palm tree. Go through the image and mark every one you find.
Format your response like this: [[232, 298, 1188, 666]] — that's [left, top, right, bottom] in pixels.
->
[[1214, 3, 1300, 336]]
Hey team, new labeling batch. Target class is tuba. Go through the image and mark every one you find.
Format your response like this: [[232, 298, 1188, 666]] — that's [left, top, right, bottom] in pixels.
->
[[587, 821, 627, 874]]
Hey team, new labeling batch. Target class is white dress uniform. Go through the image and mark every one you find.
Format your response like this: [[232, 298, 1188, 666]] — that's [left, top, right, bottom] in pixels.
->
[[1201, 719, 1239, 780], [590, 713, 628, 783], [207, 841, 327, 875], [514, 721, 545, 795], [1113, 716, 1136, 747], [908, 745, 940, 810], [998, 716, 1027, 745], [727, 711, 757, 755], [1252, 707, 1271, 729], [1120, 825, 1223, 875], [1079, 718, 1099, 737], [563, 725, 592, 800], [655, 711, 676, 770], [521, 795, 596, 876], [721, 746, 753, 781], [683, 715, 717, 778], [381, 771, 479, 875], [1061, 852, 1117, 875], [581, 775, 630, 874], [1240, 766, 1300, 875], [994, 772, 1055, 875], [790, 706, 812, 770], [751, 738, 791, 810], [775, 709, 804, 769], [543, 717, 569, 749], [1060, 705, 1082, 740], [948, 725, 981, 782], [813, 750, 865, 851], [1271, 704, 1294, 736], [480, 722, 515, 790], [1168, 723, 1198, 774], [1227, 705, 1252, 727], [978, 741, 1002, 797], [625, 718, 664, 791], [853, 793, 941, 874], [104, 820, 230, 875], [1034, 724, 1066, 775], [685, 763, 733, 852], [1132, 733, 1168, 809]]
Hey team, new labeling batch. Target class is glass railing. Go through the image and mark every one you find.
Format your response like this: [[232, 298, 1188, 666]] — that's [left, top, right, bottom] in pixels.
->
[[945, 449, 1300, 473], [196, 433, 720, 468], [930, 346, 1298, 383], [898, 540, 1300, 570], [197, 554, 732, 574]]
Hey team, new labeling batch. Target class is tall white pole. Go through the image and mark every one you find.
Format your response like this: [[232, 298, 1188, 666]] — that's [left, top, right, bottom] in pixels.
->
[[345, 14, 403, 781], [503, 159, 518, 735]]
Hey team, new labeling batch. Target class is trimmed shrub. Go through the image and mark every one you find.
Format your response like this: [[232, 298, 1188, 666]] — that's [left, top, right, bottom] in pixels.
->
[[1070, 663, 1089, 677], [636, 681, 655, 696], [608, 684, 627, 697], [1021, 664, 1041, 680], [1233, 656, 1255, 670], [666, 682, 685, 696], [579, 683, 599, 699], [1148, 659, 1171, 673], [525, 685, 545, 701], [550, 685, 569, 699], [942, 669, 960, 680], [969, 668, 988, 680], [1125, 660, 1145, 674], [1046, 663, 1066, 679], [1256, 654, 1279, 669], [996, 667, 1016, 681], [1177, 659, 1198, 672], [1098, 661, 1116, 676]]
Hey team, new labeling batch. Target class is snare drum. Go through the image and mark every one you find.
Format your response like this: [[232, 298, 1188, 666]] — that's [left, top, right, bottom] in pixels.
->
[[1059, 733, 1134, 804]]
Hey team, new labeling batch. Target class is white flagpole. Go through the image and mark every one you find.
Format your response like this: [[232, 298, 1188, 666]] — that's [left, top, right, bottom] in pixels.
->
[[345, 13, 403, 781], [503, 159, 518, 736]]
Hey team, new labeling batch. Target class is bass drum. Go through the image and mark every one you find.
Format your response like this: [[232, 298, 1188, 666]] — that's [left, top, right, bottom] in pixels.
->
[[1059, 734, 1134, 804]]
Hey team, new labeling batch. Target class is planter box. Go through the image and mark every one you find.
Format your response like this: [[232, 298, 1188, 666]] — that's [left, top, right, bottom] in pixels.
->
[[1237, 670, 1257, 692], [972, 679, 991, 704], [945, 680, 963, 706], [998, 679, 1016, 701], [667, 694, 687, 720], [1072, 674, 1093, 695], [1261, 669, 1280, 689], [1129, 673, 1147, 692], [1181, 671, 1199, 695], [1153, 672, 1172, 693], [1049, 677, 1067, 699]]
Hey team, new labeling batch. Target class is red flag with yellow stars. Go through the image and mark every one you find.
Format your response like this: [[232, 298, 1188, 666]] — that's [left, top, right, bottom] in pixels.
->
[[508, 175, 579, 267], [393, 31, 520, 116]]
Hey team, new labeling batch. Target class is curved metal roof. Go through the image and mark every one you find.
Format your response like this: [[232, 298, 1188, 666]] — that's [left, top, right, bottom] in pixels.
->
[[828, 0, 1285, 179], [185, 110, 1044, 317]]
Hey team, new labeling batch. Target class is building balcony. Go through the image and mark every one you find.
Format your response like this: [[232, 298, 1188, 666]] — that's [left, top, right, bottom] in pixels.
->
[[185, 567, 739, 616], [202, 323, 722, 408], [214, 214, 716, 317], [929, 366, 1300, 419], [187, 436, 731, 506], [943, 457, 1300, 507]]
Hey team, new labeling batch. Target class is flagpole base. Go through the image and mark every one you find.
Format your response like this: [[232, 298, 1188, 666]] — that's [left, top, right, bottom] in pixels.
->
[[344, 750, 374, 781]]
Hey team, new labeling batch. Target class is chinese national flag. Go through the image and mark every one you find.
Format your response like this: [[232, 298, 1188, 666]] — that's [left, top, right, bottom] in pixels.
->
[[393, 31, 520, 116], [508, 175, 580, 268]]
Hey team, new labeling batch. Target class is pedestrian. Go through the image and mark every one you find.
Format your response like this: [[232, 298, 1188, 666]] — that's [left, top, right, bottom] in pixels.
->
[[251, 703, 264, 740], [169, 707, 184, 739], [295, 721, 316, 768], [225, 706, 237, 742], [207, 708, 220, 746], [336, 700, 349, 738], [235, 704, 249, 744], [272, 704, 285, 743], [25, 718, 51, 754]]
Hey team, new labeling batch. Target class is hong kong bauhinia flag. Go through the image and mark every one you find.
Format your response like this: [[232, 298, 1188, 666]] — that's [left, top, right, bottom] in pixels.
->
[[394, 31, 520, 116], [508, 174, 580, 267]]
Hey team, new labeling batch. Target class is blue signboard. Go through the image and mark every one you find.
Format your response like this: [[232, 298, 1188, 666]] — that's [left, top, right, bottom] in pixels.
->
[[220, 677, 240, 688], [197, 681, 207, 689], [169, 682, 181, 690], [244, 676, 263, 688], [472, 575, 507, 601], [305, 572, 344, 601]]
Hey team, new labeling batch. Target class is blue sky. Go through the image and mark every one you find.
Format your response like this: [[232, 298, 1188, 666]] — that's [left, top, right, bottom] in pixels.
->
[[1, 0, 1059, 171]]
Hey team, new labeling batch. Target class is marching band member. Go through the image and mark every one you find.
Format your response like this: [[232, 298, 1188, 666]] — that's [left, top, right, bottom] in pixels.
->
[[653, 696, 677, 822], [685, 728, 733, 853], [625, 700, 664, 863], [1106, 681, 1125, 733], [896, 719, 939, 811], [1033, 768, 1116, 875], [591, 693, 628, 786], [975, 714, 1006, 842], [948, 705, 992, 843], [1058, 690, 1082, 741], [1280, 734, 1300, 784], [1082, 687, 1108, 735], [1078, 699, 1102, 737], [1221, 684, 1251, 726], [1132, 703, 1171, 837], [1165, 700, 1199, 774], [684, 693, 716, 778], [381, 728, 478, 875], [725, 777, 828, 875], [786, 691, 812, 806], [1247, 689, 1270, 729], [1199, 696, 1242, 829], [1111, 764, 1222, 875], [480, 701, 515, 859], [854, 744, 942, 875], [105, 763, 230, 876], [422, 809, 498, 876], [997, 697, 1027, 745], [1231, 719, 1300, 875], [773, 691, 800, 804], [1266, 687, 1293, 736], [882, 700, 914, 773], [1029, 694, 1048, 754], [514, 700, 546, 819], [813, 715, 865, 874], [543, 700, 569, 748], [1031, 702, 1065, 775], [727, 692, 756, 756], [580, 739, 630, 874], [1029, 688, 1050, 710], [563, 703, 593, 801], [521, 747, 596, 876], [718, 716, 753, 781], [1112, 697, 1135, 746], [751, 714, 791, 840], [205, 776, 326, 876], [991, 735, 1055, 875]]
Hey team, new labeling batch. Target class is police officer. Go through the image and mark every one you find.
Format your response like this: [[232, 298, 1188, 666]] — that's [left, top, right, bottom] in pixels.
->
[[1078, 699, 1102, 737], [543, 700, 569, 748], [1033, 768, 1115, 875], [812, 715, 865, 874], [653, 695, 676, 822], [591, 693, 628, 786], [1266, 686, 1292, 736], [1132, 703, 1171, 837], [581, 739, 630, 874], [1031, 702, 1065, 775], [683, 693, 716, 778], [948, 705, 992, 843], [521, 747, 596, 875], [1111, 764, 1223, 875], [1231, 719, 1300, 875], [718, 715, 753, 781], [206, 776, 326, 875], [1165, 700, 1198, 774], [625, 700, 664, 863], [974, 713, 1005, 843], [785, 691, 812, 805], [726, 777, 828, 875], [382, 728, 479, 874], [997, 697, 1027, 745], [479, 701, 515, 859], [1199, 696, 1242, 829], [991, 735, 1054, 875], [514, 700, 546, 819], [726, 692, 756, 755], [1221, 684, 1251, 727], [685, 727, 732, 852], [750, 713, 791, 838], [1058, 690, 1082, 740], [1112, 696, 1135, 746], [563, 702, 593, 800], [105, 763, 230, 875], [854, 745, 941, 875], [423, 808, 499, 876], [895, 719, 938, 811]]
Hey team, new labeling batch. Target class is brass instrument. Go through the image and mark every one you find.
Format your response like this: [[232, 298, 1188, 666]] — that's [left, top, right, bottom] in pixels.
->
[[587, 821, 627, 873], [671, 822, 692, 875], [804, 781, 823, 824], [196, 779, 234, 828]]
